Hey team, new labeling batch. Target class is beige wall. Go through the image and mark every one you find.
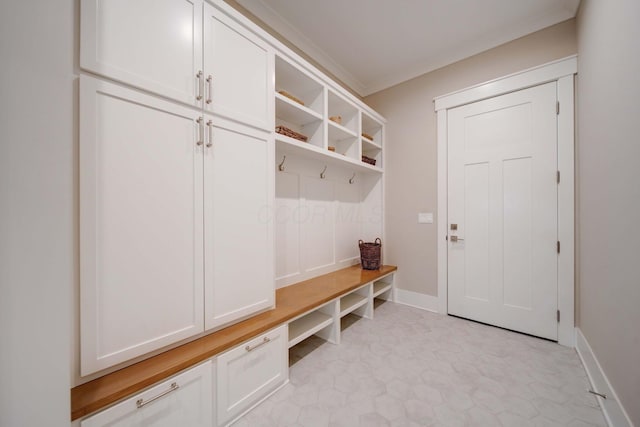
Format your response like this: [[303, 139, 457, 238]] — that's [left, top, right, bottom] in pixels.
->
[[0, 0, 75, 425], [364, 20, 577, 296], [576, 0, 640, 424], [223, 0, 362, 99]]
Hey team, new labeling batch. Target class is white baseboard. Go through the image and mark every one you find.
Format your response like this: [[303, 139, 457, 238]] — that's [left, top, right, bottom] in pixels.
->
[[575, 328, 634, 427], [394, 288, 440, 313]]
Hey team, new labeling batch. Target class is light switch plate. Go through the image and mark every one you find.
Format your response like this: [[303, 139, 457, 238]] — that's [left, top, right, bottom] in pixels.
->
[[418, 212, 433, 224]]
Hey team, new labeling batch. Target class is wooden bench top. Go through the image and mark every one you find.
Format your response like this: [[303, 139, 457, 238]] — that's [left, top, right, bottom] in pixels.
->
[[71, 265, 397, 420]]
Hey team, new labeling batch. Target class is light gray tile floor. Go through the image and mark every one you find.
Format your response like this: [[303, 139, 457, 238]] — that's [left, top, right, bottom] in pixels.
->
[[233, 301, 606, 427]]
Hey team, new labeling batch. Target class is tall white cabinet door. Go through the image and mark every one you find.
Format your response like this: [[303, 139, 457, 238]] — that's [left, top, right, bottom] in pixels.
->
[[80, 0, 203, 107], [81, 361, 213, 427], [203, 119, 274, 331], [80, 76, 204, 375], [203, 4, 272, 130]]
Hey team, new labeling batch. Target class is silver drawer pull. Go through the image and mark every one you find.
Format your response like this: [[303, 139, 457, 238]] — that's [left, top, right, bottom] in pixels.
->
[[245, 337, 270, 352], [136, 382, 179, 409], [196, 71, 204, 101], [206, 120, 213, 148], [196, 117, 204, 146], [206, 75, 213, 104]]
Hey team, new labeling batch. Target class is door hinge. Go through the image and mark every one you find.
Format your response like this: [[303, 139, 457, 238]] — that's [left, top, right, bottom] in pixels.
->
[[557, 310, 560, 322], [557, 241, 561, 254], [557, 171, 560, 184], [556, 101, 560, 115]]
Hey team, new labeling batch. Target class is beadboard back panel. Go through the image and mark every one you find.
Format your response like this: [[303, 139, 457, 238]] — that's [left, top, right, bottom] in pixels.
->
[[275, 154, 382, 288]]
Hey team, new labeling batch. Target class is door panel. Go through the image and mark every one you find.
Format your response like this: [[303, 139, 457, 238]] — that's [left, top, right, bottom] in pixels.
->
[[275, 172, 301, 280], [464, 162, 490, 302], [81, 0, 203, 107], [203, 121, 274, 331], [503, 157, 533, 309], [335, 181, 362, 264], [448, 82, 558, 340], [204, 4, 271, 130], [80, 76, 204, 375], [300, 177, 335, 272]]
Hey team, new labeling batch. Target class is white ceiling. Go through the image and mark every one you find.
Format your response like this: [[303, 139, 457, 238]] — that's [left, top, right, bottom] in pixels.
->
[[236, 0, 580, 96]]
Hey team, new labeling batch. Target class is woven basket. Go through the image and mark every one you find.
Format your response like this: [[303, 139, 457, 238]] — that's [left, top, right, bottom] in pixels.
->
[[359, 238, 381, 270], [276, 125, 308, 142], [362, 155, 377, 166]]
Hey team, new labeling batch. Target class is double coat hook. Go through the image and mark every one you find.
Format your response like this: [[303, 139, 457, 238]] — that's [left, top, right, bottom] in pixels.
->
[[320, 165, 327, 179]]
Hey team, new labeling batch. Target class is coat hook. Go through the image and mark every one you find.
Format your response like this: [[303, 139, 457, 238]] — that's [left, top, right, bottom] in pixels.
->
[[320, 165, 327, 179], [349, 172, 356, 184], [278, 155, 286, 172]]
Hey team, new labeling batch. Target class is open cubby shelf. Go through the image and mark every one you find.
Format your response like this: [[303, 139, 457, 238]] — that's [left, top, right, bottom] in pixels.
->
[[275, 54, 385, 173], [285, 269, 396, 348]]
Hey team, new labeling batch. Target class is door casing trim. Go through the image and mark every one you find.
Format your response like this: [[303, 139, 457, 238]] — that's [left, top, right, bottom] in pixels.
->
[[434, 55, 577, 346]]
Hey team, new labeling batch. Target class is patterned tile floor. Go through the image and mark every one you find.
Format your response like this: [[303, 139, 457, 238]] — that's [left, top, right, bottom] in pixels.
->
[[234, 301, 606, 427]]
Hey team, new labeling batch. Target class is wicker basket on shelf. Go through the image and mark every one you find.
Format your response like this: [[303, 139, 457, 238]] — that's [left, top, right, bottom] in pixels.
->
[[359, 238, 381, 270], [362, 132, 374, 141], [362, 155, 377, 166], [276, 125, 308, 142]]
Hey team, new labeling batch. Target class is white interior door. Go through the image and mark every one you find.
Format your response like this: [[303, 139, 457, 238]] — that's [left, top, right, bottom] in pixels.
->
[[447, 82, 558, 340]]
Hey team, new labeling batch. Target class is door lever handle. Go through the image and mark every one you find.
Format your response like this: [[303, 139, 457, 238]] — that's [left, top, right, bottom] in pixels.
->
[[450, 235, 464, 242]]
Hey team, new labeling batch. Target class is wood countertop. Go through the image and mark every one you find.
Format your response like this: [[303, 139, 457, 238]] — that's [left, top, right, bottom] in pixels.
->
[[71, 265, 397, 420]]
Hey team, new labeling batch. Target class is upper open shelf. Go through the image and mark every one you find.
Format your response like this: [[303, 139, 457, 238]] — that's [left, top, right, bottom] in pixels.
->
[[275, 54, 385, 173]]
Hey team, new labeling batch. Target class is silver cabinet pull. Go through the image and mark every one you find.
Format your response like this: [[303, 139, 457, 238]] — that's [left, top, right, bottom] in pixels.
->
[[196, 71, 204, 101], [136, 382, 179, 409], [245, 336, 270, 352], [196, 117, 204, 146], [206, 120, 213, 148], [450, 235, 464, 242], [206, 75, 213, 104]]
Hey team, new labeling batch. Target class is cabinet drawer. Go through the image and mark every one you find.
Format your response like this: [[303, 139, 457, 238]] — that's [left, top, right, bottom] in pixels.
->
[[216, 325, 288, 426], [81, 361, 213, 427]]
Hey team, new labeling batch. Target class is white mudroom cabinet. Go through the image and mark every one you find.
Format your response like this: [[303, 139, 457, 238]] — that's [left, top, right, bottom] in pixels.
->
[[73, 0, 387, 425], [79, 0, 275, 376], [79, 76, 274, 375], [81, 0, 271, 131]]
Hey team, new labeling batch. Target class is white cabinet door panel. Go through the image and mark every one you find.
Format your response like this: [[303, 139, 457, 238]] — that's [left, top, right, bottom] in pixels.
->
[[81, 361, 213, 427], [204, 119, 274, 331], [81, 0, 203, 107], [80, 76, 204, 375], [216, 326, 288, 426], [204, 4, 272, 130]]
